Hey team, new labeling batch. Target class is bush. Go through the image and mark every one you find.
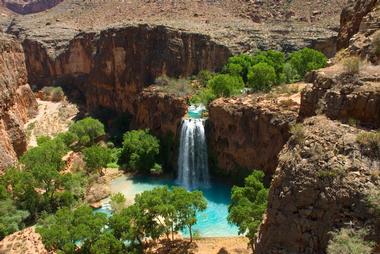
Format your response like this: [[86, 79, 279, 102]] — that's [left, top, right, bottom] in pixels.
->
[[36, 135, 51, 146], [68, 117, 105, 148], [41, 86, 65, 102], [110, 193, 127, 214], [83, 145, 113, 174], [342, 56, 360, 74], [288, 48, 327, 77], [0, 199, 29, 239], [155, 75, 194, 96], [357, 131, 380, 158], [223, 54, 255, 82], [207, 74, 244, 97], [290, 123, 305, 145], [121, 130, 160, 172], [252, 50, 286, 84], [283, 62, 301, 83], [189, 87, 216, 105], [247, 63, 277, 92], [373, 31, 380, 55], [197, 70, 215, 87], [327, 228, 374, 254], [150, 163, 163, 176]]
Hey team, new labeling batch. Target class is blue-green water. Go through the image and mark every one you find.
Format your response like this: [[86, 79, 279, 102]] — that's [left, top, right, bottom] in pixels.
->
[[97, 175, 239, 237]]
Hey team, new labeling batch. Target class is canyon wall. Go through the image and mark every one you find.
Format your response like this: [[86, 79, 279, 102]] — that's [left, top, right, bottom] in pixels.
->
[[300, 66, 380, 129], [255, 116, 379, 253], [2, 0, 63, 14], [22, 24, 231, 115], [208, 95, 298, 178], [0, 34, 37, 171], [337, 0, 378, 50]]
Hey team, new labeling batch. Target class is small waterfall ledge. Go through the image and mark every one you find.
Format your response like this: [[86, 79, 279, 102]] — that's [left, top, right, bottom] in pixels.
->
[[176, 105, 210, 189]]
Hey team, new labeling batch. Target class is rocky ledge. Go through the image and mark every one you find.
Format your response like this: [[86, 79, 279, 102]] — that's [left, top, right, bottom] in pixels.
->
[[300, 64, 380, 129], [256, 115, 380, 254], [208, 92, 300, 178], [2, 0, 63, 15], [0, 33, 37, 171]]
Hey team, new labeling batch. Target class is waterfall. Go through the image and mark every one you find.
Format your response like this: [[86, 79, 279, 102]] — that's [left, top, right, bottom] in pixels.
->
[[177, 118, 210, 189]]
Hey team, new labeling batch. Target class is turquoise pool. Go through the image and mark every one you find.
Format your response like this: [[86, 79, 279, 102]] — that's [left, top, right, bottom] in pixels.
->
[[97, 175, 239, 237]]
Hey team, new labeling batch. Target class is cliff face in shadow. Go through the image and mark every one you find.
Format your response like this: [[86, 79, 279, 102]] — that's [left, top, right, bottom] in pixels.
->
[[22, 24, 231, 115], [0, 33, 37, 171]]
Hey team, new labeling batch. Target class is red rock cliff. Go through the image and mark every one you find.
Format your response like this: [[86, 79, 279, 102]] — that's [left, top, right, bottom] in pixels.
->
[[208, 95, 299, 177], [0, 34, 37, 171], [22, 24, 231, 115]]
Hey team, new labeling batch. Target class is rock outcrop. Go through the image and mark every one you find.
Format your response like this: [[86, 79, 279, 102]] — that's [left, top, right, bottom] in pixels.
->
[[132, 86, 188, 139], [255, 116, 379, 254], [300, 65, 380, 129], [0, 227, 49, 254], [208, 94, 299, 178], [0, 33, 37, 171], [337, 0, 378, 50], [2, 0, 63, 15], [21, 25, 231, 116]]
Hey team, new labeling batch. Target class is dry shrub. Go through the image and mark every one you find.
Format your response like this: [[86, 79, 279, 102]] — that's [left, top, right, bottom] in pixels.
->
[[356, 131, 380, 157], [327, 228, 375, 254], [341, 56, 360, 74], [290, 123, 305, 144], [373, 31, 380, 55]]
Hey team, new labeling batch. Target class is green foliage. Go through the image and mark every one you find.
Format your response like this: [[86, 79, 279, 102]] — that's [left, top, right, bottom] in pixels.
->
[[189, 87, 216, 105], [83, 145, 112, 174], [110, 186, 207, 246], [110, 193, 127, 214], [0, 198, 29, 239], [223, 54, 255, 82], [251, 50, 286, 84], [288, 48, 327, 78], [228, 170, 268, 251], [196, 70, 215, 87], [327, 228, 374, 254], [36, 135, 52, 146], [207, 74, 244, 97], [283, 62, 301, 83], [21, 137, 68, 172], [90, 232, 124, 254], [247, 63, 277, 92], [121, 129, 160, 172], [37, 206, 110, 253], [342, 56, 360, 74], [68, 117, 105, 148], [150, 163, 163, 175]]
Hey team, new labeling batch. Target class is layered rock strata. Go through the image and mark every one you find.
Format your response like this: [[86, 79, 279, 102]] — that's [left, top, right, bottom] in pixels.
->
[[0, 33, 37, 171], [208, 94, 299, 177], [255, 116, 379, 254]]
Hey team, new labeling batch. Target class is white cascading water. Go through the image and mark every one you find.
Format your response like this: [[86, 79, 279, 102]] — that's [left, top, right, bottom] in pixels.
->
[[177, 118, 210, 189]]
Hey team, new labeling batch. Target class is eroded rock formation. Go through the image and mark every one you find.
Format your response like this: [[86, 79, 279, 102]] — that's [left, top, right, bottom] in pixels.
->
[[2, 0, 63, 14], [22, 25, 231, 115], [300, 65, 380, 129], [0, 227, 49, 254], [337, 0, 378, 50], [0, 33, 37, 171], [208, 95, 299, 177], [255, 116, 379, 254]]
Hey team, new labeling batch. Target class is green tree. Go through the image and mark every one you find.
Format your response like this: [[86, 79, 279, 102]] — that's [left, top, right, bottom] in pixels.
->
[[0, 198, 29, 239], [83, 145, 112, 174], [251, 50, 286, 84], [288, 48, 327, 78], [110, 193, 127, 214], [228, 170, 268, 251], [283, 62, 301, 83], [223, 54, 255, 82], [189, 87, 216, 105], [121, 129, 160, 172], [37, 206, 109, 254], [68, 117, 105, 148], [247, 63, 277, 92], [90, 232, 124, 254], [207, 74, 244, 97]]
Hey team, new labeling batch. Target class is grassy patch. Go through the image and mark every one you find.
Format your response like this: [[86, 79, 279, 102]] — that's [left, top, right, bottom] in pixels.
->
[[327, 228, 374, 254], [341, 56, 360, 74], [290, 123, 305, 145]]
